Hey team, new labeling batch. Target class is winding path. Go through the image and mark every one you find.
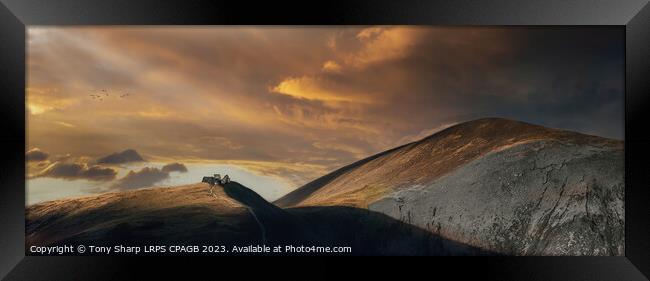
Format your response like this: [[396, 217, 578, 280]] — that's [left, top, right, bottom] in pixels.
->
[[246, 207, 267, 245]]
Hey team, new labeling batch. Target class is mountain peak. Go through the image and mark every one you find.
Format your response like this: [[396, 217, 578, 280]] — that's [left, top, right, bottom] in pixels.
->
[[414, 117, 617, 148], [276, 118, 621, 208]]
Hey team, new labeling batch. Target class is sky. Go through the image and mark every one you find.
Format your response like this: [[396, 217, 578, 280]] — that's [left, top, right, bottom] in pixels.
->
[[26, 26, 624, 204]]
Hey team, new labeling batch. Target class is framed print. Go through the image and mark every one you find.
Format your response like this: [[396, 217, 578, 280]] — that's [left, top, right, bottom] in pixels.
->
[[1, 0, 649, 280]]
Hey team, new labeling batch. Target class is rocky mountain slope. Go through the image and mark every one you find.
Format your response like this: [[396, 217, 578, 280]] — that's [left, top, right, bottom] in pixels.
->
[[275, 118, 624, 255]]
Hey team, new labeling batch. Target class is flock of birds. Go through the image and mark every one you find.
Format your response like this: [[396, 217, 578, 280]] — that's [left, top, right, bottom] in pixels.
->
[[88, 89, 133, 101]]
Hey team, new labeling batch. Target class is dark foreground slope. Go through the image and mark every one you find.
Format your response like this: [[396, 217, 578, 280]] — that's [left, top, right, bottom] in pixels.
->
[[275, 118, 624, 255], [26, 183, 487, 255]]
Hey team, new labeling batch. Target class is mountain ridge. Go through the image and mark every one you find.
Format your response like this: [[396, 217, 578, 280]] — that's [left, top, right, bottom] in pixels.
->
[[275, 117, 621, 208]]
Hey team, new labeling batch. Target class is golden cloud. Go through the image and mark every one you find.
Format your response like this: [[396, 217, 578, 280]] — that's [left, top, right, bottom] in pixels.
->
[[271, 76, 356, 102], [346, 27, 423, 68], [198, 136, 244, 150], [26, 87, 78, 115], [312, 141, 368, 159], [322, 60, 342, 73]]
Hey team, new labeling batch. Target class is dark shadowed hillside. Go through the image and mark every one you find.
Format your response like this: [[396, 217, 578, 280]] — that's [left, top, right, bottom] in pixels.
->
[[26, 183, 487, 255]]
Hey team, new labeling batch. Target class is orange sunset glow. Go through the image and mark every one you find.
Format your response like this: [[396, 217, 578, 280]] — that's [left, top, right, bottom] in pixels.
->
[[26, 26, 623, 204]]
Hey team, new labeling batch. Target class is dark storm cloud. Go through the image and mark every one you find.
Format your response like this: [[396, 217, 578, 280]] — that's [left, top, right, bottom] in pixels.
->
[[161, 162, 188, 173], [97, 149, 145, 164], [431, 28, 624, 138], [113, 162, 189, 190], [112, 167, 169, 190], [35, 162, 117, 181], [26, 148, 49, 161]]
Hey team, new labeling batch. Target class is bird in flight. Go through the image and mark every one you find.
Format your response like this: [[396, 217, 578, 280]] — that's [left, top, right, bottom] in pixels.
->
[[90, 90, 110, 101], [90, 89, 132, 101]]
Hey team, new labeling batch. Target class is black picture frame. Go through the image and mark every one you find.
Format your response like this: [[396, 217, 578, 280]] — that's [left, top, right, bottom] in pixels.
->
[[1, 0, 649, 280]]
